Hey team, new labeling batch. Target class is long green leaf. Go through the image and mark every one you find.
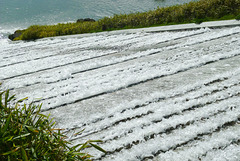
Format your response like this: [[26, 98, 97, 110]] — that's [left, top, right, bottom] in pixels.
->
[[7, 136, 14, 141], [89, 143, 106, 153], [88, 140, 103, 143], [25, 125, 39, 133], [3, 113, 11, 134], [17, 97, 28, 103], [7, 95, 15, 102], [21, 147, 29, 161], [4, 90, 9, 107], [1, 147, 20, 155], [71, 143, 83, 150], [73, 129, 85, 136], [13, 133, 31, 140], [72, 152, 92, 157], [0, 91, 4, 108], [77, 142, 89, 152]]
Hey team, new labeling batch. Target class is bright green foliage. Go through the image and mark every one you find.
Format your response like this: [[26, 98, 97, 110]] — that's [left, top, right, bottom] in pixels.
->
[[14, 0, 240, 40], [236, 14, 240, 20], [0, 89, 106, 161]]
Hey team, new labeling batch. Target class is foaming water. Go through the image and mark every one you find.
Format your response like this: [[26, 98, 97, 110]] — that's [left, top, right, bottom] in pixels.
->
[[0, 26, 21, 40]]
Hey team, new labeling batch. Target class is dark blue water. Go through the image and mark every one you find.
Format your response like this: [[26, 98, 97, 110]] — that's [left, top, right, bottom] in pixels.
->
[[0, 0, 196, 39]]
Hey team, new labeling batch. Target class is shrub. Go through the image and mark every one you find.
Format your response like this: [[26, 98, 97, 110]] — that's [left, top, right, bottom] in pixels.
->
[[194, 18, 205, 24], [236, 14, 240, 20], [0, 88, 106, 161]]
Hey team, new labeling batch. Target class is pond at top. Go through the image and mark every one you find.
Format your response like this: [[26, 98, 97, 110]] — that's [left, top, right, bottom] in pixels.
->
[[0, 0, 196, 38]]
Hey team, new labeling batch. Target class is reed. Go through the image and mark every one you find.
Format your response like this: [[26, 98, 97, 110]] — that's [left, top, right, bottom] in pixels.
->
[[0, 89, 106, 161]]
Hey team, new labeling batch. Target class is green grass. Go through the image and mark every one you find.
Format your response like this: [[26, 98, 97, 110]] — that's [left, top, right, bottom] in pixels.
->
[[0, 87, 106, 161], [236, 14, 240, 20], [13, 0, 240, 40]]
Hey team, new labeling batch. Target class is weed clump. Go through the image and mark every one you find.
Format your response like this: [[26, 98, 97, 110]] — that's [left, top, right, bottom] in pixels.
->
[[13, 0, 240, 40], [0, 88, 106, 160]]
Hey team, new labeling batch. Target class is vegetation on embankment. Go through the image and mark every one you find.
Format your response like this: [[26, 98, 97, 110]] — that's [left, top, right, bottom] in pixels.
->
[[0, 87, 106, 160], [11, 0, 240, 41]]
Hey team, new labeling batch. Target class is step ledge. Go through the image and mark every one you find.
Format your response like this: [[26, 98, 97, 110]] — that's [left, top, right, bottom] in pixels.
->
[[47, 19, 240, 40]]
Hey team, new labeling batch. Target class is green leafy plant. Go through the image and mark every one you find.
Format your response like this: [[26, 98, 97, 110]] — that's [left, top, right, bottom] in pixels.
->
[[236, 14, 240, 20], [194, 18, 205, 24], [0, 88, 106, 161]]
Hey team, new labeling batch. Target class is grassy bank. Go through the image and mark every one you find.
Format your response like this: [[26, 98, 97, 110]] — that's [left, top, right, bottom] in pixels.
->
[[13, 0, 240, 40]]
